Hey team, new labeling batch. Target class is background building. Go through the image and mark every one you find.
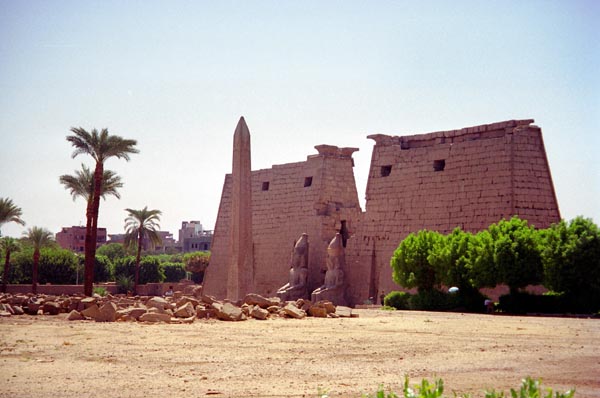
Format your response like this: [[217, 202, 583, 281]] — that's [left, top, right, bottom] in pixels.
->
[[179, 221, 212, 252], [56, 226, 107, 253]]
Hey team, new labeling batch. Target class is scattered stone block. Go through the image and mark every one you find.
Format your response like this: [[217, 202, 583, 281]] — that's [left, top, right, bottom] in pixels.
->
[[67, 310, 84, 321], [174, 302, 196, 318], [81, 304, 101, 320], [139, 312, 171, 323], [283, 303, 306, 319], [42, 301, 61, 315], [97, 302, 118, 322], [250, 305, 269, 320]]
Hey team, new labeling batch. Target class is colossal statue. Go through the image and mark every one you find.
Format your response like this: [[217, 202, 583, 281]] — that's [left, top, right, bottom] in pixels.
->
[[311, 233, 346, 305], [276, 233, 309, 301]]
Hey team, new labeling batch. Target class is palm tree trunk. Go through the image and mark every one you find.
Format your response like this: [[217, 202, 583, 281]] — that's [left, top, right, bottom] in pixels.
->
[[83, 198, 94, 296], [84, 161, 104, 296], [134, 230, 142, 295], [2, 250, 10, 293], [32, 249, 39, 294]]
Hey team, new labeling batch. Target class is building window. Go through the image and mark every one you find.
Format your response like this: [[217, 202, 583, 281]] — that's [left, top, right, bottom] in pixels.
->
[[304, 177, 313, 187], [381, 165, 392, 177], [433, 159, 445, 172], [262, 181, 270, 191]]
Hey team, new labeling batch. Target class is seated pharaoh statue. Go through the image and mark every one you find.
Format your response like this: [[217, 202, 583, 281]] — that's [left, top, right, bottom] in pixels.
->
[[311, 233, 346, 305], [276, 233, 309, 301]]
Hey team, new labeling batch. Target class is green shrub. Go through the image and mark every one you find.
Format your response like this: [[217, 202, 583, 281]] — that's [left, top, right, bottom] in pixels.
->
[[384, 291, 411, 310], [409, 289, 459, 311], [162, 262, 186, 283], [116, 275, 133, 294], [139, 256, 164, 284], [113, 256, 136, 280], [360, 376, 573, 398], [93, 255, 112, 283], [93, 286, 107, 296]]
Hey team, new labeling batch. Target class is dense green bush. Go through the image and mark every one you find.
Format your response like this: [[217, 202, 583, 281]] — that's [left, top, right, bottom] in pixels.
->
[[9, 247, 78, 284], [96, 243, 127, 262], [139, 256, 164, 284], [384, 291, 411, 310], [540, 217, 600, 313], [93, 255, 112, 282], [391, 230, 443, 292], [112, 256, 136, 280], [408, 289, 459, 311], [162, 262, 186, 282]]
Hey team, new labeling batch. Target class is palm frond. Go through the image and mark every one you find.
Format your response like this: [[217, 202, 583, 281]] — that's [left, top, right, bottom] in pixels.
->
[[0, 197, 26, 226]]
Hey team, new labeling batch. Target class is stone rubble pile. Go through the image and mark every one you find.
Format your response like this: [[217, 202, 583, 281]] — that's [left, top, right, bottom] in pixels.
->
[[0, 288, 356, 323]]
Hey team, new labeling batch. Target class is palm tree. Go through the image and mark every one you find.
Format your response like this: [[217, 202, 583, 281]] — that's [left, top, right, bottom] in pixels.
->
[[60, 163, 124, 208], [1, 237, 21, 293], [66, 127, 138, 296], [124, 207, 162, 295], [23, 227, 54, 294], [0, 197, 25, 236]]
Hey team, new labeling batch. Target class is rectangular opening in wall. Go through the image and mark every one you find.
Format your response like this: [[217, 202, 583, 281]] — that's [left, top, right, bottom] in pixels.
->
[[304, 176, 313, 187], [381, 165, 392, 177], [262, 181, 270, 191], [433, 159, 445, 171]]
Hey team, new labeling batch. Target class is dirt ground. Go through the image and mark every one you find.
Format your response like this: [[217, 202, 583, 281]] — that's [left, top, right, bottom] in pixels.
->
[[1, 309, 598, 398]]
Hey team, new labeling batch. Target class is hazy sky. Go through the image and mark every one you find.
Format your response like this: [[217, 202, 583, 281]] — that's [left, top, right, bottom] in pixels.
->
[[1, 1, 598, 239]]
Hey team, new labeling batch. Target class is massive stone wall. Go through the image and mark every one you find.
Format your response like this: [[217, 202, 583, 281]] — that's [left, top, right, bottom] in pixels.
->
[[203, 145, 362, 299], [204, 118, 560, 306], [344, 119, 560, 304]]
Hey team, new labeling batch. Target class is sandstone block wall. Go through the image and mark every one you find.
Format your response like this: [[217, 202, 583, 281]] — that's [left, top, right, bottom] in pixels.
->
[[344, 119, 560, 304], [203, 146, 362, 299]]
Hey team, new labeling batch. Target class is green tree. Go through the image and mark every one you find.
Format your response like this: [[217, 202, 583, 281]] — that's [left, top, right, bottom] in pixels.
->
[[66, 127, 138, 296], [541, 217, 600, 312], [391, 230, 444, 292], [492, 217, 542, 295], [468, 229, 498, 288], [96, 242, 127, 262], [0, 197, 25, 236], [37, 248, 78, 284], [1, 237, 21, 292], [23, 227, 54, 294], [124, 206, 162, 294], [429, 227, 474, 290]]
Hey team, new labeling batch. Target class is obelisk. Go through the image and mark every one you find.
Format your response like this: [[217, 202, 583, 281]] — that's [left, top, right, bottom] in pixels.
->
[[227, 116, 254, 302]]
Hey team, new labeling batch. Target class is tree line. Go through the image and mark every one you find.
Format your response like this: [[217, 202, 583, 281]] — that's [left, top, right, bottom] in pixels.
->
[[390, 216, 600, 313], [1, 127, 165, 295]]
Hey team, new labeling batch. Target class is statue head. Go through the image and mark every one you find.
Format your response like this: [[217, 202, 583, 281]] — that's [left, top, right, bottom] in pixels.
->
[[291, 233, 309, 268], [326, 233, 345, 270]]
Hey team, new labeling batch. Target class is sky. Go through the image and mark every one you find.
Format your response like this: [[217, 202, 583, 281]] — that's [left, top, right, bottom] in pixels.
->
[[0, 0, 598, 239]]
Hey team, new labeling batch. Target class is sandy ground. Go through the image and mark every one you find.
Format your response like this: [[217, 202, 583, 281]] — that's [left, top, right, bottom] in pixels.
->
[[1, 309, 599, 398]]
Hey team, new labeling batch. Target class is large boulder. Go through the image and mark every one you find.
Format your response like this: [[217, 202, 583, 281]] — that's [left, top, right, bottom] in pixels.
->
[[243, 293, 280, 309], [139, 312, 171, 323], [213, 302, 246, 321], [66, 310, 85, 321], [174, 302, 196, 318], [146, 297, 172, 311], [81, 304, 101, 320], [96, 302, 118, 322], [250, 305, 269, 320], [308, 305, 328, 318], [282, 303, 306, 319], [335, 306, 353, 318], [118, 307, 147, 321], [42, 301, 61, 315]]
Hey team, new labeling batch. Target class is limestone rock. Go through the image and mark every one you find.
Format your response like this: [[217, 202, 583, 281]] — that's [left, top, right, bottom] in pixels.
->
[[139, 312, 171, 323], [146, 297, 172, 311], [0, 310, 11, 317], [81, 304, 101, 320], [213, 302, 246, 321], [97, 302, 118, 322], [250, 305, 269, 320], [174, 302, 196, 318], [42, 301, 61, 315], [26, 299, 42, 315], [196, 306, 217, 319], [67, 310, 85, 321], [283, 303, 306, 319], [335, 306, 352, 318], [80, 297, 97, 308], [118, 307, 147, 320], [243, 293, 280, 309], [308, 306, 327, 318], [12, 305, 24, 315]]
